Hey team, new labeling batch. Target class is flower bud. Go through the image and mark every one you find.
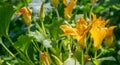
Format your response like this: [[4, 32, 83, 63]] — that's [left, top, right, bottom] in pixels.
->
[[20, 7, 32, 26], [40, 52, 51, 65], [40, 2, 45, 22], [52, 54, 63, 65], [52, 0, 59, 8]]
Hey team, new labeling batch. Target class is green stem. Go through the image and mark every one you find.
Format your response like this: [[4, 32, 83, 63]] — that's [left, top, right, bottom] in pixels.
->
[[81, 50, 84, 65], [7, 36, 34, 65], [93, 50, 99, 65], [68, 44, 72, 58], [96, 48, 103, 58], [85, 38, 92, 54], [55, 8, 60, 21], [41, 21, 45, 35], [94, 50, 97, 61], [89, 0, 95, 20], [32, 40, 41, 53], [96, 51, 103, 58], [7, 36, 14, 46], [25, 46, 34, 65], [0, 38, 15, 58], [33, 19, 46, 37], [34, 21, 43, 32], [28, 26, 30, 33], [83, 0, 87, 20]]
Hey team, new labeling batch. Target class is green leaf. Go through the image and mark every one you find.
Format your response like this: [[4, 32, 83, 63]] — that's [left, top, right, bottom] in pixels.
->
[[27, 43, 35, 62], [48, 19, 63, 39], [52, 54, 63, 65], [0, 0, 7, 3], [26, 0, 31, 3], [28, 30, 45, 43], [14, 35, 32, 52], [93, 6, 104, 13], [20, 0, 31, 5], [97, 56, 116, 61], [0, 4, 15, 37], [85, 61, 94, 65]]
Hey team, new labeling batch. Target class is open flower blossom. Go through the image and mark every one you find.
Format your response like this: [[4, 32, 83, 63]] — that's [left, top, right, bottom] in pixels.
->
[[19, 7, 32, 26], [90, 13, 116, 50], [63, 0, 77, 19], [60, 17, 91, 48]]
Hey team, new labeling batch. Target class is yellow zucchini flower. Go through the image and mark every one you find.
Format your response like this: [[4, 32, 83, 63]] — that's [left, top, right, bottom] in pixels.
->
[[90, 13, 116, 50], [63, 0, 77, 19], [60, 17, 91, 48], [20, 7, 32, 26]]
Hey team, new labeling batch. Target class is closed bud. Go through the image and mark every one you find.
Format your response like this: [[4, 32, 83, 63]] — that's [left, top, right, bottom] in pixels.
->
[[19, 7, 32, 26], [52, 0, 59, 8], [40, 2, 45, 22], [40, 52, 51, 65], [52, 54, 63, 65]]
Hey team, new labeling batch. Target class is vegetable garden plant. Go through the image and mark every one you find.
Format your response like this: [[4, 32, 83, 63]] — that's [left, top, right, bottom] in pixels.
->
[[0, 0, 120, 65]]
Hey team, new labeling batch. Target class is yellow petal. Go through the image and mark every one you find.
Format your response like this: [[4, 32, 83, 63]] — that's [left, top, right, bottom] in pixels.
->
[[90, 13, 116, 49], [101, 19, 109, 27], [105, 26, 116, 46], [77, 34, 86, 48], [76, 17, 87, 35], [63, 0, 68, 6], [91, 13, 97, 22], [90, 27, 107, 50], [60, 25, 77, 36], [106, 26, 116, 37], [64, 0, 77, 19], [106, 35, 114, 46]]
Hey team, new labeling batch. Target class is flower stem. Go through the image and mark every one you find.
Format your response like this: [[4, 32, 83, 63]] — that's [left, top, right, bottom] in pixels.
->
[[25, 47, 34, 65], [96, 48, 103, 58], [33, 18, 46, 37], [93, 50, 99, 65], [94, 50, 97, 60], [7, 36, 34, 65], [41, 21, 47, 38], [55, 8, 60, 21], [32, 40, 41, 53], [89, 0, 95, 20], [81, 50, 84, 65], [85, 37, 92, 54], [28, 25, 30, 33], [0, 38, 15, 58]]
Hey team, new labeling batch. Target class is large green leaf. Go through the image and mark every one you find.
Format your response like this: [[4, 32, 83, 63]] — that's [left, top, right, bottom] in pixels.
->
[[48, 19, 63, 39], [14, 35, 32, 52], [0, 4, 15, 37]]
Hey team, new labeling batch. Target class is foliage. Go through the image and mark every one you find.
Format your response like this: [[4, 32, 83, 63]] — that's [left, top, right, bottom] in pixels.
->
[[0, 0, 120, 65]]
